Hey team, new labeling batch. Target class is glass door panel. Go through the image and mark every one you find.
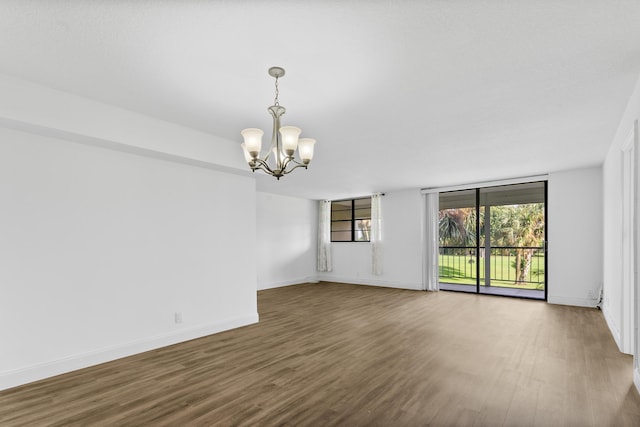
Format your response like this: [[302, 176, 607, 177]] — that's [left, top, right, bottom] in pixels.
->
[[479, 182, 546, 299], [438, 189, 478, 293]]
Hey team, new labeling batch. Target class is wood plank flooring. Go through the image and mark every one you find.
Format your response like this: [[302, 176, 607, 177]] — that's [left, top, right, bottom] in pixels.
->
[[1, 282, 640, 426]]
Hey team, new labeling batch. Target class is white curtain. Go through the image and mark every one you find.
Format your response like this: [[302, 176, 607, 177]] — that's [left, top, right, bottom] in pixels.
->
[[317, 200, 332, 272], [371, 193, 383, 275], [423, 192, 439, 291]]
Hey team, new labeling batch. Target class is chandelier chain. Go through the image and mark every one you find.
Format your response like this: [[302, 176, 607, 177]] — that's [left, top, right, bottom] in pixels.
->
[[274, 76, 280, 106]]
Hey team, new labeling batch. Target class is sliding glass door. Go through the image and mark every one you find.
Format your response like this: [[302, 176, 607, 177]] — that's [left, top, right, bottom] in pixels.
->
[[438, 189, 478, 291], [438, 181, 547, 300]]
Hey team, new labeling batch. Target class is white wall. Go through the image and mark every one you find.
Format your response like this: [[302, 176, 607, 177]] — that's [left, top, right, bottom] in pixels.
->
[[318, 189, 423, 290], [0, 73, 246, 174], [0, 128, 258, 391], [547, 167, 603, 307], [603, 147, 625, 350], [602, 74, 640, 359], [256, 192, 316, 290], [316, 176, 605, 302]]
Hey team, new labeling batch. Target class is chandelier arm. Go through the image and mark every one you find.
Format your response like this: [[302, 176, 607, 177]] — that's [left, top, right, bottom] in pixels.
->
[[286, 157, 304, 166], [252, 157, 287, 179], [251, 157, 276, 175], [281, 163, 308, 175], [253, 165, 271, 174], [254, 165, 279, 177], [279, 155, 294, 171], [279, 155, 310, 174]]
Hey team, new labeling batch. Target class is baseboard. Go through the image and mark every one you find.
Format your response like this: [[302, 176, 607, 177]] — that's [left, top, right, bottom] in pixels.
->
[[257, 277, 317, 290], [602, 304, 623, 352], [547, 295, 597, 308], [634, 366, 640, 396], [0, 313, 259, 392], [315, 275, 423, 291]]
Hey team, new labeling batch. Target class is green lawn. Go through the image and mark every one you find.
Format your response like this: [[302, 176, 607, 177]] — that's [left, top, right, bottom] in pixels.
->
[[439, 254, 545, 290]]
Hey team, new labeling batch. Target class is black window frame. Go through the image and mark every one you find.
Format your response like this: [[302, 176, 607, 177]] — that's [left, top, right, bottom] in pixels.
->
[[330, 197, 372, 242]]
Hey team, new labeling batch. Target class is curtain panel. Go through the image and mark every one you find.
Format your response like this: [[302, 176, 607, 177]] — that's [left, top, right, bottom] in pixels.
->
[[317, 200, 332, 272], [423, 192, 439, 291], [371, 193, 383, 275]]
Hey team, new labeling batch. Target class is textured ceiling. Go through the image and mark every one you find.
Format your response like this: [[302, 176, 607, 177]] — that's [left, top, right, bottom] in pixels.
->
[[1, 0, 639, 199]]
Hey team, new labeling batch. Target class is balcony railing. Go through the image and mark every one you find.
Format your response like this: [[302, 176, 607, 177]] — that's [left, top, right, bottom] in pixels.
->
[[439, 246, 545, 287]]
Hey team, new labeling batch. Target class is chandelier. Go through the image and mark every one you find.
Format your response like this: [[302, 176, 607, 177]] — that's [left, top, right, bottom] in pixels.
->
[[240, 67, 316, 179]]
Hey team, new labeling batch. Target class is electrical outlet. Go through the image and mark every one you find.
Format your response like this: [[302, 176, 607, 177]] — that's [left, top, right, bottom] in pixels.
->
[[174, 312, 183, 324]]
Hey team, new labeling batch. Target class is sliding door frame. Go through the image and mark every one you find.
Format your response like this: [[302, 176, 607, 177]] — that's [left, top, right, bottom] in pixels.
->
[[475, 188, 481, 294], [430, 178, 548, 301], [544, 180, 548, 302]]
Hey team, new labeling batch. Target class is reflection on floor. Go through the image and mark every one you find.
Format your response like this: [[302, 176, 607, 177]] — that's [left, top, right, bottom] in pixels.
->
[[439, 282, 545, 300]]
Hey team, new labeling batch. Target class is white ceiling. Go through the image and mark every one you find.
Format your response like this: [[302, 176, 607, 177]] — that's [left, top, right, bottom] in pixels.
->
[[1, 1, 639, 200]]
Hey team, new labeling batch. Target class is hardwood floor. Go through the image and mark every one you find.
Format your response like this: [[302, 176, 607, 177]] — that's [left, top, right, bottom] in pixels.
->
[[1, 282, 640, 426]]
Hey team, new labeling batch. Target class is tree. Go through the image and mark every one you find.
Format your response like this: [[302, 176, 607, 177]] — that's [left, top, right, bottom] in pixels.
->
[[512, 204, 544, 283], [439, 203, 544, 285], [489, 204, 544, 284], [439, 208, 476, 249]]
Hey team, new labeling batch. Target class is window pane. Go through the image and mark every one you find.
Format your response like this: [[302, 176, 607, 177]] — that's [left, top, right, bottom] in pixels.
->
[[354, 208, 371, 219], [354, 233, 369, 242], [354, 198, 371, 208], [355, 219, 371, 230], [331, 200, 352, 211], [355, 219, 371, 241], [331, 231, 351, 241], [332, 209, 352, 221], [331, 221, 352, 233], [331, 220, 352, 242], [331, 200, 352, 223]]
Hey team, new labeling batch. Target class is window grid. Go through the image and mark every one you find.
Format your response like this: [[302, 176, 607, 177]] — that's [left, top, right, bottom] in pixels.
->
[[331, 198, 372, 242]]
